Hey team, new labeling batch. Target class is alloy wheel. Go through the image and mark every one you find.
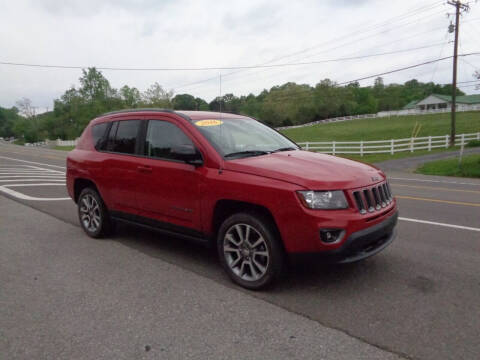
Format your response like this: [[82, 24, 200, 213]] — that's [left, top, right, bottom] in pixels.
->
[[223, 223, 270, 282], [79, 194, 101, 233]]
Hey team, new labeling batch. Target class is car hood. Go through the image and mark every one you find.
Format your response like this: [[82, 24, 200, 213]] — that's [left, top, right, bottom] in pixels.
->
[[223, 150, 385, 190]]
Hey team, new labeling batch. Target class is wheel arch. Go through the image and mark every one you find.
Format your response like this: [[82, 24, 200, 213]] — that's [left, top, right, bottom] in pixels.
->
[[73, 178, 100, 203], [211, 199, 284, 251]]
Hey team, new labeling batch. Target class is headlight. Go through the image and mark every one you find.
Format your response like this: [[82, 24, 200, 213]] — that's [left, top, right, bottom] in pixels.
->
[[297, 190, 348, 210]]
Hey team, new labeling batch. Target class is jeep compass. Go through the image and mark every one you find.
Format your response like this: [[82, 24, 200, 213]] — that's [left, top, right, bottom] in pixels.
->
[[66, 110, 398, 289]]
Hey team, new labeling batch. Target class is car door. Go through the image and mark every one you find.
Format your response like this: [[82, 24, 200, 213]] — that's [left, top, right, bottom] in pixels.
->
[[134, 119, 204, 234], [99, 118, 143, 214]]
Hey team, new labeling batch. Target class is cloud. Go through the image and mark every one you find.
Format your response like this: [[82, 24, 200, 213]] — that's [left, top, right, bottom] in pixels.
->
[[0, 0, 479, 110], [35, 0, 176, 17]]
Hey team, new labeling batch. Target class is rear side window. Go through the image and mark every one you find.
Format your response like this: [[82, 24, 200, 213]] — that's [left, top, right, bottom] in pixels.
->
[[105, 120, 141, 154], [92, 122, 108, 150], [144, 120, 194, 160]]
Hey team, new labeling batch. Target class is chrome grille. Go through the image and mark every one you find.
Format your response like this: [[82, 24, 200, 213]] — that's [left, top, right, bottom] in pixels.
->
[[353, 182, 393, 214]]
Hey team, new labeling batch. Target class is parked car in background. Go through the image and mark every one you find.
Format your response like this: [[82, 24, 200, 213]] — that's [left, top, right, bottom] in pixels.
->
[[66, 109, 398, 289]]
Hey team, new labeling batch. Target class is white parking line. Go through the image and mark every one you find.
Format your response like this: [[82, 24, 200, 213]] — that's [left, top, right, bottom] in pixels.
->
[[390, 177, 480, 186], [0, 184, 70, 201], [0, 160, 68, 201], [0, 155, 66, 169], [0, 175, 64, 179], [0, 179, 65, 183], [399, 217, 480, 232]]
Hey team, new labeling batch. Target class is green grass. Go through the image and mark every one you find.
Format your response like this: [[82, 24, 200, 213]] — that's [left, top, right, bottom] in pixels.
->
[[466, 140, 480, 148], [281, 112, 480, 143], [54, 145, 75, 151], [415, 154, 480, 178]]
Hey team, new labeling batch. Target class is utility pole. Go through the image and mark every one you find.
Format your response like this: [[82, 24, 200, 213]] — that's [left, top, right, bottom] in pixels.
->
[[447, 1, 469, 147]]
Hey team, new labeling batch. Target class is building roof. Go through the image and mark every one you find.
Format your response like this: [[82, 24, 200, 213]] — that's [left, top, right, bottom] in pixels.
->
[[403, 100, 419, 110], [402, 93, 480, 109], [430, 94, 480, 104]]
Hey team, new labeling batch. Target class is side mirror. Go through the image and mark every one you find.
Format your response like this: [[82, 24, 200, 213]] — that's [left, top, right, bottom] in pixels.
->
[[171, 144, 203, 166]]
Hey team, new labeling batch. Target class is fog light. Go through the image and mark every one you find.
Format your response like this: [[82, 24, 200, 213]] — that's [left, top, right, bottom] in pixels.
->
[[319, 229, 344, 244]]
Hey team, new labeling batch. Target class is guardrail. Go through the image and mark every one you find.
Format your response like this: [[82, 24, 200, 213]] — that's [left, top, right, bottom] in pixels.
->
[[297, 132, 480, 156]]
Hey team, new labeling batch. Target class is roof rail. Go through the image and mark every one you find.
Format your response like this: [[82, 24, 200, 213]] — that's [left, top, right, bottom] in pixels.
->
[[100, 108, 178, 116]]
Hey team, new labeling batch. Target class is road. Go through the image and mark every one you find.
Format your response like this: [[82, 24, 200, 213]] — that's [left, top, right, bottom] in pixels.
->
[[1, 143, 479, 360]]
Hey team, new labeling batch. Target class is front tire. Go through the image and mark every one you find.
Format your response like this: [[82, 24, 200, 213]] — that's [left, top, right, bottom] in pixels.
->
[[217, 213, 284, 290], [77, 187, 113, 238]]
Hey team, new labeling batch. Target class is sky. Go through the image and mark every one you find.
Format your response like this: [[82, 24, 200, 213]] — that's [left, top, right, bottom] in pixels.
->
[[0, 0, 479, 112]]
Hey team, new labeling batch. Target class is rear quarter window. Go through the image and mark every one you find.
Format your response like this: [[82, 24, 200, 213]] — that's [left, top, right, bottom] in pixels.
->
[[92, 122, 109, 150]]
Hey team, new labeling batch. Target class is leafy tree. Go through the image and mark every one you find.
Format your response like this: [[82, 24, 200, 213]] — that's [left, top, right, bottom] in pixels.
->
[[0, 106, 20, 138], [173, 94, 196, 110], [79, 68, 113, 102], [142, 82, 173, 108], [195, 97, 209, 110], [120, 85, 141, 108], [3, 69, 471, 141]]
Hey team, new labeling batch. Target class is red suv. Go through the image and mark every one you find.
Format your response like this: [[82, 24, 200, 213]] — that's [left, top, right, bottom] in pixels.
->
[[67, 110, 397, 289]]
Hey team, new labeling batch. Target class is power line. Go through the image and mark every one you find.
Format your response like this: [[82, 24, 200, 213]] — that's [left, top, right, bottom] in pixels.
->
[[175, 23, 451, 92], [176, 15, 480, 93], [337, 53, 480, 85], [240, 53, 480, 104], [458, 83, 480, 88], [172, 1, 447, 90], [0, 43, 450, 73]]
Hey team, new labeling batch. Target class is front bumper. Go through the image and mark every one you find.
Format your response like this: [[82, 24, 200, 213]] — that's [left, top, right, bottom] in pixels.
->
[[289, 210, 398, 264]]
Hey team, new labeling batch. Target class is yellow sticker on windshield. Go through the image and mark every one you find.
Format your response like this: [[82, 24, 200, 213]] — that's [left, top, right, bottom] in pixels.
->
[[195, 119, 223, 127]]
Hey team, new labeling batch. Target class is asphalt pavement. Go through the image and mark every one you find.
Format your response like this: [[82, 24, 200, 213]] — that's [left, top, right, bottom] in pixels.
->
[[1, 142, 479, 360]]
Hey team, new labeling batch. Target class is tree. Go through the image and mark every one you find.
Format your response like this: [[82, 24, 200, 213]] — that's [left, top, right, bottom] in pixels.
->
[[195, 97, 209, 110], [173, 94, 196, 110], [142, 82, 173, 108], [120, 85, 141, 108], [15, 97, 36, 118], [14, 98, 41, 142], [79, 68, 113, 102], [0, 106, 20, 138]]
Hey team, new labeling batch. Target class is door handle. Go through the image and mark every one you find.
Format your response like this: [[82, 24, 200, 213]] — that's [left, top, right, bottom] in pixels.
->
[[137, 165, 152, 173]]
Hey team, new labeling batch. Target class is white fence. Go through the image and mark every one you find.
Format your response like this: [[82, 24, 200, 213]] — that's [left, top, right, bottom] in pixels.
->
[[56, 139, 77, 146], [298, 132, 480, 156], [25, 138, 78, 147], [276, 114, 377, 130], [277, 105, 480, 130], [377, 104, 480, 118]]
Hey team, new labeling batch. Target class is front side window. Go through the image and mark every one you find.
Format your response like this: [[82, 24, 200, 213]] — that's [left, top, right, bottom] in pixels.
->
[[144, 120, 195, 161], [105, 120, 140, 154], [193, 118, 298, 158]]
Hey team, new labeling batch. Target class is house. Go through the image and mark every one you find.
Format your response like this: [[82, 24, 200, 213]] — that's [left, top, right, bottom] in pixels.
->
[[403, 94, 480, 111]]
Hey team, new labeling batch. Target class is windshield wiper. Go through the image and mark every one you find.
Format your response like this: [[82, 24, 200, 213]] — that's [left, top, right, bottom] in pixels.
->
[[224, 150, 270, 159], [271, 147, 298, 153]]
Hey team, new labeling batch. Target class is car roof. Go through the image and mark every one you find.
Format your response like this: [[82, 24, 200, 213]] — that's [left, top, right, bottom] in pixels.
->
[[98, 109, 249, 121]]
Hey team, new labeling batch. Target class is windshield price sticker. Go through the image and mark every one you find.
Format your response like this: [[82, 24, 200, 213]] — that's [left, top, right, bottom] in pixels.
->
[[195, 119, 223, 127]]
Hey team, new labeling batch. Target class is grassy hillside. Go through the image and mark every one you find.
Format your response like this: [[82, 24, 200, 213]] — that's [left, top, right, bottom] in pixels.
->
[[280, 112, 480, 143]]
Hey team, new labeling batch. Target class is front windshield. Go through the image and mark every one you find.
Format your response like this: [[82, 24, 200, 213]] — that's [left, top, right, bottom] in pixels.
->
[[193, 118, 298, 159]]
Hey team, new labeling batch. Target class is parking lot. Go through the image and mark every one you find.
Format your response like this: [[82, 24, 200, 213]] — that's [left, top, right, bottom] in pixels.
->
[[1, 142, 479, 360]]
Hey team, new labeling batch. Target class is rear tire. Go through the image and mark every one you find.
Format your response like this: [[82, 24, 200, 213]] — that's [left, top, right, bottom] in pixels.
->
[[217, 212, 284, 290], [77, 187, 114, 238]]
